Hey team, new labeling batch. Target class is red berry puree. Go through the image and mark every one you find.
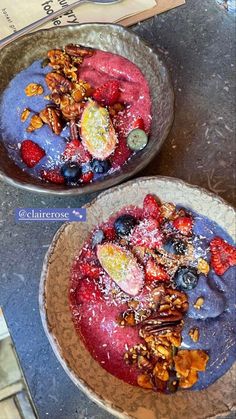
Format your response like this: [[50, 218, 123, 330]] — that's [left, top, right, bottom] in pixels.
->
[[69, 194, 236, 393], [0, 45, 152, 186]]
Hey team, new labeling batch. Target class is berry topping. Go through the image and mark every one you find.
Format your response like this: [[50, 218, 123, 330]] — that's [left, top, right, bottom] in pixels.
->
[[103, 225, 117, 241], [114, 214, 137, 238], [132, 116, 145, 131], [41, 168, 65, 184], [63, 140, 91, 163], [145, 259, 170, 282], [75, 279, 101, 304], [173, 216, 193, 236], [81, 101, 117, 159], [97, 243, 144, 296], [92, 80, 120, 106], [110, 135, 132, 168], [210, 236, 236, 276], [20, 140, 45, 168], [127, 129, 148, 151], [114, 214, 137, 237], [130, 218, 162, 250], [79, 262, 102, 280], [163, 239, 187, 255], [143, 194, 161, 220], [91, 159, 111, 174], [174, 267, 199, 291], [61, 161, 82, 184], [81, 171, 94, 183]]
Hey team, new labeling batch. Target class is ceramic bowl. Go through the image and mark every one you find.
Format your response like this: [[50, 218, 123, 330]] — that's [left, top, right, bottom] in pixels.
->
[[39, 176, 236, 418], [0, 23, 174, 195]]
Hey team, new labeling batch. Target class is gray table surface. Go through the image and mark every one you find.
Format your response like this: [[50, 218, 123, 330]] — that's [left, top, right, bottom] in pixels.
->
[[0, 0, 235, 418]]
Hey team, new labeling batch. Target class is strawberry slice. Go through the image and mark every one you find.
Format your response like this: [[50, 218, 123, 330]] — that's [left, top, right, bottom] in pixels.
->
[[81, 171, 94, 183], [41, 168, 65, 184], [143, 194, 161, 220], [75, 279, 102, 304], [103, 225, 117, 241], [97, 243, 144, 296], [132, 117, 145, 131], [93, 80, 120, 106], [20, 140, 45, 168], [130, 218, 163, 250], [63, 140, 91, 163], [145, 259, 170, 282], [111, 135, 132, 168], [173, 216, 193, 236], [210, 236, 236, 276]]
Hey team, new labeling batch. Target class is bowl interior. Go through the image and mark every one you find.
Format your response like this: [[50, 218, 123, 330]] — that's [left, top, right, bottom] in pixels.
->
[[0, 23, 173, 195], [40, 176, 236, 418]]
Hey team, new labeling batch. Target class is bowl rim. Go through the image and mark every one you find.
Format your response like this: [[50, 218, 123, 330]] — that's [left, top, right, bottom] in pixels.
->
[[39, 175, 235, 418], [0, 22, 174, 195]]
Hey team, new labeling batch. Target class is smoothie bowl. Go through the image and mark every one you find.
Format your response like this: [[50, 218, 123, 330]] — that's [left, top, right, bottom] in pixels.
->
[[0, 24, 173, 195], [40, 177, 236, 418]]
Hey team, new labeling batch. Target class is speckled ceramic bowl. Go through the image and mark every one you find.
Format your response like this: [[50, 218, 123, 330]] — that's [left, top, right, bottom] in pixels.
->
[[39, 176, 236, 419], [0, 23, 173, 195]]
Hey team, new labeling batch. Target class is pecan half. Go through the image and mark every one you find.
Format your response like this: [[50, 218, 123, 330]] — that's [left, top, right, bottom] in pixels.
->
[[25, 83, 44, 97], [45, 72, 72, 94], [65, 44, 95, 57], [59, 94, 85, 120], [26, 115, 43, 132], [39, 107, 63, 135]]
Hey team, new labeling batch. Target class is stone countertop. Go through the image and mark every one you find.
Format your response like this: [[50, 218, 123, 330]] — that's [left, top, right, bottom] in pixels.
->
[[0, 0, 235, 418]]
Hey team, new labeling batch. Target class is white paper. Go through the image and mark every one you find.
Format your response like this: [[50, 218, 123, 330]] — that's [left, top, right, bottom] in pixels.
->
[[0, 0, 156, 39]]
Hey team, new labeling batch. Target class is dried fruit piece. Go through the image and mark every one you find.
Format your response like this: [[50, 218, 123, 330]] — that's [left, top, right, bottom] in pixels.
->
[[143, 194, 161, 220], [45, 72, 72, 93], [25, 83, 44, 96], [145, 259, 169, 282], [39, 107, 63, 135], [197, 258, 210, 275], [194, 297, 204, 310], [20, 140, 45, 168], [97, 243, 144, 296], [189, 327, 199, 342], [26, 115, 43, 132], [173, 216, 193, 236], [210, 236, 236, 276], [93, 80, 120, 106], [41, 168, 65, 184], [20, 108, 31, 122], [81, 101, 117, 159]]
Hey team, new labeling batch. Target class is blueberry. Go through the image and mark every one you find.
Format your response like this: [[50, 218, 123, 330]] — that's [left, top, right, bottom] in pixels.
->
[[92, 229, 105, 248], [114, 214, 137, 237], [61, 162, 82, 184], [164, 239, 187, 255], [91, 159, 111, 174], [174, 267, 199, 291]]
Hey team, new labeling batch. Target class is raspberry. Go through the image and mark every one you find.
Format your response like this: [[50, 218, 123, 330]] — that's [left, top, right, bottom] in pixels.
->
[[172, 216, 193, 236], [93, 80, 120, 106], [145, 259, 169, 282], [20, 140, 45, 168], [143, 194, 161, 220], [41, 168, 65, 184], [210, 236, 236, 276]]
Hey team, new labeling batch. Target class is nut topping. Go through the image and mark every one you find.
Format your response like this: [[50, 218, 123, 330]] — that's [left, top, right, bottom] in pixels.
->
[[26, 115, 43, 132], [21, 108, 31, 122], [25, 83, 44, 96], [65, 44, 95, 57], [194, 297, 204, 310], [39, 107, 63, 135], [45, 72, 72, 94]]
